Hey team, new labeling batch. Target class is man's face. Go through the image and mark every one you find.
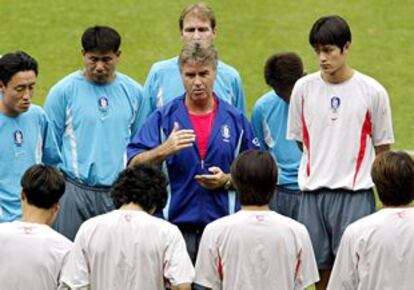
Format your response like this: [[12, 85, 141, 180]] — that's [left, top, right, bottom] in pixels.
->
[[314, 43, 349, 78], [0, 70, 36, 116], [181, 14, 216, 46], [82, 50, 120, 84], [181, 61, 216, 104]]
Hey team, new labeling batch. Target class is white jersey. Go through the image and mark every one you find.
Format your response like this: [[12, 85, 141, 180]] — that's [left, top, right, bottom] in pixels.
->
[[60, 210, 194, 290], [195, 210, 319, 290], [287, 71, 394, 191], [0, 221, 72, 290], [328, 208, 414, 290]]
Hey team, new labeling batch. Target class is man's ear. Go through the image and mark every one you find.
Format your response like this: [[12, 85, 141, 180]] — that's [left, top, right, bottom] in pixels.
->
[[343, 41, 351, 53], [21, 190, 27, 201]]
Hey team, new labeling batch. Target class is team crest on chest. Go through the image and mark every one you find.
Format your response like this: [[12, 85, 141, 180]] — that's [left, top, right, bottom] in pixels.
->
[[98, 96, 109, 112], [330, 96, 341, 113], [221, 124, 231, 142], [14, 130, 24, 146]]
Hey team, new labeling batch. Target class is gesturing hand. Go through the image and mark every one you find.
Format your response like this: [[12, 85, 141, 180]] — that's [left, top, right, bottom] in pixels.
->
[[194, 166, 230, 190], [161, 122, 196, 156]]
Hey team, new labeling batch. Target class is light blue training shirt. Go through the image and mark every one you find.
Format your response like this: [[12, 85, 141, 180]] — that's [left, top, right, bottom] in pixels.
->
[[251, 90, 301, 190], [0, 105, 62, 222], [44, 71, 143, 187]]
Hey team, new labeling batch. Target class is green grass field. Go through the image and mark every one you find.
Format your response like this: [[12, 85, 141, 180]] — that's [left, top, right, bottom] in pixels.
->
[[1, 0, 413, 151], [1, 1, 413, 288]]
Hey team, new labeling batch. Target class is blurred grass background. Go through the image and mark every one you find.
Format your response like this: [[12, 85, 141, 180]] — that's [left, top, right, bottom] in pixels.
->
[[0, 0, 412, 151]]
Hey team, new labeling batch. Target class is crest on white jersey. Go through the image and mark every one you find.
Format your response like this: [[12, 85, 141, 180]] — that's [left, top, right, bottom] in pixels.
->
[[330, 96, 341, 113], [14, 130, 24, 146]]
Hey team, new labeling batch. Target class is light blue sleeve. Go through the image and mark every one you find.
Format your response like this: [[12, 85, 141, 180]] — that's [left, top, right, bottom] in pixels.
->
[[240, 114, 261, 151], [41, 111, 63, 166], [137, 66, 159, 127], [129, 84, 145, 138], [250, 103, 266, 150], [231, 71, 246, 114], [43, 84, 66, 149]]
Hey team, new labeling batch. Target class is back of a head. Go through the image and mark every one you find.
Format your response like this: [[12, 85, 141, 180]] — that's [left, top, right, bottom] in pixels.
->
[[0, 51, 38, 86], [309, 15, 351, 50], [178, 42, 218, 71], [371, 151, 414, 207], [111, 164, 168, 212], [81, 26, 121, 53], [264, 52, 304, 99], [231, 150, 277, 206], [179, 2, 216, 31], [21, 165, 66, 209]]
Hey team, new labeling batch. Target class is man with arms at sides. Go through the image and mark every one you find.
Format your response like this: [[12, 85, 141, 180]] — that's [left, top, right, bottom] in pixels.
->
[[128, 43, 260, 262], [59, 164, 194, 290], [328, 151, 414, 290], [44, 26, 144, 240], [0, 51, 61, 223], [0, 165, 72, 290], [194, 150, 319, 290], [251, 52, 304, 220], [287, 15, 394, 289], [138, 2, 245, 127]]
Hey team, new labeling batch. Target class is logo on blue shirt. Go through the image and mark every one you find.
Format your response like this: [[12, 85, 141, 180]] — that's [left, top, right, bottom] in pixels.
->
[[98, 97, 109, 112], [221, 124, 231, 142], [14, 130, 24, 146]]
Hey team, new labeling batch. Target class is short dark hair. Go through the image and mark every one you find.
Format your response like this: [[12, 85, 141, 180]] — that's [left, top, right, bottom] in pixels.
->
[[371, 151, 414, 207], [264, 52, 304, 100], [309, 15, 351, 50], [111, 164, 168, 212], [81, 26, 121, 53], [21, 165, 66, 209], [178, 42, 218, 71], [179, 3, 216, 31], [0, 51, 38, 86], [230, 150, 277, 206]]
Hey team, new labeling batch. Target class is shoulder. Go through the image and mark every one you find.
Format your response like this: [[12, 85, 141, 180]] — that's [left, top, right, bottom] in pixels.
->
[[148, 56, 179, 75], [217, 60, 242, 79], [22, 105, 48, 123], [27, 104, 46, 115], [204, 212, 240, 234], [352, 71, 388, 95], [295, 72, 321, 88], [218, 98, 245, 119], [44, 226, 73, 248], [157, 96, 184, 115], [115, 72, 143, 91], [253, 90, 281, 111], [49, 71, 83, 92]]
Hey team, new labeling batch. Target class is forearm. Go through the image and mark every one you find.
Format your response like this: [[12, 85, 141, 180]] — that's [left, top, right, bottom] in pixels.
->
[[129, 144, 170, 167]]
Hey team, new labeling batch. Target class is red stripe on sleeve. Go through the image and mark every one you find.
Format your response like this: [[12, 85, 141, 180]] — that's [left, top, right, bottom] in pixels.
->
[[218, 254, 223, 280]]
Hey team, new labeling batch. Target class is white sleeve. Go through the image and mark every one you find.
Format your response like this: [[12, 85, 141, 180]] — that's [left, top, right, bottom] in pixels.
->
[[194, 225, 222, 290], [327, 227, 359, 290], [59, 226, 91, 290], [370, 86, 394, 146], [287, 81, 303, 141], [294, 226, 319, 290], [164, 227, 195, 286]]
